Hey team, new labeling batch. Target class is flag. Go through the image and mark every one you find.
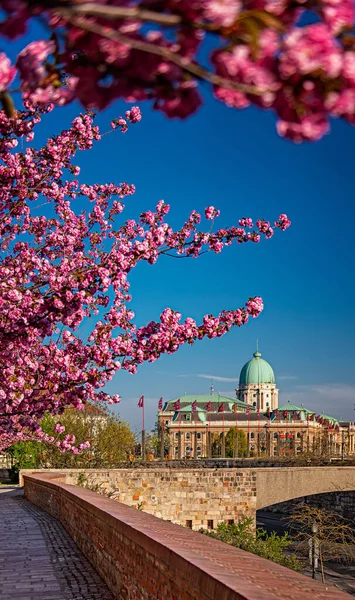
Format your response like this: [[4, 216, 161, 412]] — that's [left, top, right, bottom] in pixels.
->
[[138, 395, 144, 408], [204, 401, 211, 412], [192, 400, 197, 412], [158, 397, 163, 410], [246, 405, 250, 416], [217, 403, 224, 413], [174, 398, 181, 411]]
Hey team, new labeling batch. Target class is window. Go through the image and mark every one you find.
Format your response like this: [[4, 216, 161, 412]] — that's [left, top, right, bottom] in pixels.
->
[[186, 432, 191, 440], [266, 402, 269, 407], [266, 394, 269, 398], [174, 432, 179, 440], [250, 432, 255, 439], [197, 432, 202, 440], [253, 393, 257, 398], [228, 519, 234, 526], [297, 432, 301, 439], [274, 432, 278, 439], [184, 414, 191, 421], [186, 520, 192, 529], [165, 420, 169, 426], [253, 401, 256, 407], [197, 445, 202, 456], [207, 520, 214, 529]]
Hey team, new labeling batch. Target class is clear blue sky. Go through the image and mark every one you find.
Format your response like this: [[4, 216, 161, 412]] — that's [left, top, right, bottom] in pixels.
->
[[3, 25, 355, 431]]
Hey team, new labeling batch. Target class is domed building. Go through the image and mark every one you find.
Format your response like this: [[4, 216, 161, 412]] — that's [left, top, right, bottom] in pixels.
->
[[157, 344, 354, 460], [237, 344, 279, 411]]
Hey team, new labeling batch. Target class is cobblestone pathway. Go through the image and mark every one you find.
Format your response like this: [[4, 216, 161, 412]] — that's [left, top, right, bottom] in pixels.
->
[[0, 487, 115, 600]]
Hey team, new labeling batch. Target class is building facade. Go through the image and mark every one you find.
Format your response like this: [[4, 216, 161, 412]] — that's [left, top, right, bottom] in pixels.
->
[[158, 347, 355, 459]]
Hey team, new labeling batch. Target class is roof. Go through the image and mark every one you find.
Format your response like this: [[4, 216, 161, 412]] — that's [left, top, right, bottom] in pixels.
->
[[317, 413, 339, 426], [277, 403, 317, 416], [163, 394, 250, 413], [277, 403, 304, 413], [239, 348, 275, 386]]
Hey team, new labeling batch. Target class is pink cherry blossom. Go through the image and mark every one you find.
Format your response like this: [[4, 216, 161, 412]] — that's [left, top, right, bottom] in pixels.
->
[[0, 1, 352, 140], [0, 106, 290, 449], [0, 52, 16, 91]]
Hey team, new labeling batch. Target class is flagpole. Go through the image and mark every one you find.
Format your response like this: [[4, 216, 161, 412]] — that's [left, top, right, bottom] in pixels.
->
[[222, 402, 225, 459], [208, 403, 211, 458], [142, 399, 145, 461], [178, 403, 181, 460], [257, 408, 260, 457], [247, 406, 250, 458], [235, 403, 239, 459], [158, 398, 164, 461]]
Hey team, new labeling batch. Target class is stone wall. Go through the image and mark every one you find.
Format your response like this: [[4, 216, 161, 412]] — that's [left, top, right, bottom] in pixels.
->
[[20, 465, 355, 528], [64, 468, 257, 530], [23, 472, 349, 600]]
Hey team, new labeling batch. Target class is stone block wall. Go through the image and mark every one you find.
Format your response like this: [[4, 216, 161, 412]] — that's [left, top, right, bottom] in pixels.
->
[[64, 468, 257, 530]]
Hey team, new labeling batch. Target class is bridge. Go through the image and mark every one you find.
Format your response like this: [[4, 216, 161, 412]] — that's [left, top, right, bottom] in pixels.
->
[[20, 463, 355, 528], [255, 466, 355, 509], [17, 470, 351, 600]]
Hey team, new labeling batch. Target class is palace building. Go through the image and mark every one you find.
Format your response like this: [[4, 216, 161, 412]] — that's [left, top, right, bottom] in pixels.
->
[[158, 346, 355, 459]]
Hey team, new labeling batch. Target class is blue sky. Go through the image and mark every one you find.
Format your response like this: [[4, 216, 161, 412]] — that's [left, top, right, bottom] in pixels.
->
[[3, 25, 355, 432]]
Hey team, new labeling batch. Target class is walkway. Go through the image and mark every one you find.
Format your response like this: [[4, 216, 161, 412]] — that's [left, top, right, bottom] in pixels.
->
[[0, 487, 115, 600]]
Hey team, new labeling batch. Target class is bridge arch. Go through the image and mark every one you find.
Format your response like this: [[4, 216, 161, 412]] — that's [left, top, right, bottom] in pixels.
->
[[255, 467, 355, 510]]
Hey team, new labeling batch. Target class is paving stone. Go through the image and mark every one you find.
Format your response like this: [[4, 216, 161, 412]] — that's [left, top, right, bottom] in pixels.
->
[[0, 488, 115, 600]]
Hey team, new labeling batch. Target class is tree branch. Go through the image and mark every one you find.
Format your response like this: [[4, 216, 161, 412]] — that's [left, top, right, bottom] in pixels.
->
[[57, 13, 266, 96], [57, 3, 182, 26]]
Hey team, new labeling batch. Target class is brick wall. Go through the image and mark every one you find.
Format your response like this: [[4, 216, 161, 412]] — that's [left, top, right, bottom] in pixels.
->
[[23, 472, 349, 600]]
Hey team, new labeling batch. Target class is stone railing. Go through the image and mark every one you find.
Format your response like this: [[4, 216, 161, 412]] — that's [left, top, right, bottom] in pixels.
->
[[23, 472, 349, 600]]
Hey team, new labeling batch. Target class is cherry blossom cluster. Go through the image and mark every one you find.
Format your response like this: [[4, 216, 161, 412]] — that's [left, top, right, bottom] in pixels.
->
[[0, 106, 290, 448], [0, 1, 354, 141]]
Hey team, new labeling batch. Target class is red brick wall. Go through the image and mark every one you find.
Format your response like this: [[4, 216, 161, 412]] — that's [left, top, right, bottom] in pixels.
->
[[23, 473, 349, 600]]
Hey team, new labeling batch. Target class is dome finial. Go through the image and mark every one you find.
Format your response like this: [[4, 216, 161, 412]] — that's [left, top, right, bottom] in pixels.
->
[[253, 339, 261, 358]]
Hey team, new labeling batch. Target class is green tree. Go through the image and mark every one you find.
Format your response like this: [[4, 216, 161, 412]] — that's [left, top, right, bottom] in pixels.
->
[[225, 428, 248, 458], [41, 409, 136, 468], [201, 518, 302, 572], [7, 440, 42, 472]]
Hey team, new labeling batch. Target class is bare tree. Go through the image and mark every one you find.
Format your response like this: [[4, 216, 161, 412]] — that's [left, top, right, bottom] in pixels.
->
[[287, 503, 355, 583]]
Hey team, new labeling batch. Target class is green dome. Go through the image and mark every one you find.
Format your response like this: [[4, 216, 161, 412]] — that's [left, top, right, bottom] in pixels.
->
[[239, 349, 275, 386]]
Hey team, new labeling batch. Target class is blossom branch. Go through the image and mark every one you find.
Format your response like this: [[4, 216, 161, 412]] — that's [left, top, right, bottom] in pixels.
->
[[62, 14, 267, 97]]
